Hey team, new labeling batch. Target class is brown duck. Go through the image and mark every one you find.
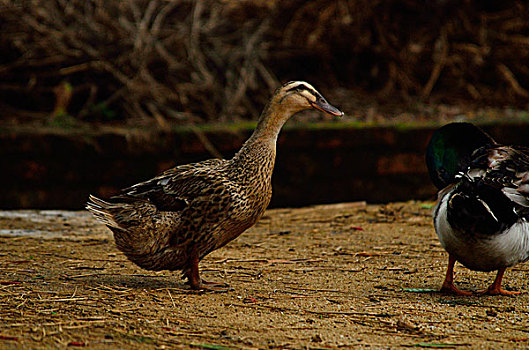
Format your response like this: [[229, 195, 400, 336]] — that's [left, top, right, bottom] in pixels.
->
[[86, 81, 343, 289]]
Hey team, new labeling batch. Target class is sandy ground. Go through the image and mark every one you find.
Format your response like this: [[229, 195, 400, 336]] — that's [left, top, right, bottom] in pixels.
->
[[1, 201, 529, 349]]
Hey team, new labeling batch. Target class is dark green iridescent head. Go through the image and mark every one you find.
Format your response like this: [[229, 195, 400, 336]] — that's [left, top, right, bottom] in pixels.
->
[[426, 123, 496, 189]]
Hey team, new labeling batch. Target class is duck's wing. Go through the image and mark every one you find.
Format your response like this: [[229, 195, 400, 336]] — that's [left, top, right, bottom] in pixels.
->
[[470, 146, 529, 211], [87, 158, 235, 269], [448, 146, 529, 236], [117, 158, 227, 211]]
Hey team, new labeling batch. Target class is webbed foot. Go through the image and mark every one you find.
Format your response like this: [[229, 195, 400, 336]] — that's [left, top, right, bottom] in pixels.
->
[[477, 286, 520, 296], [440, 255, 473, 296], [183, 255, 231, 292], [440, 281, 474, 296], [476, 268, 520, 296]]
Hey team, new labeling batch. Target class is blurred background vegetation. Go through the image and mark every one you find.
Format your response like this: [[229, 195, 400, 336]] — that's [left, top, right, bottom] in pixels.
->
[[2, 0, 529, 209], [2, 0, 529, 127]]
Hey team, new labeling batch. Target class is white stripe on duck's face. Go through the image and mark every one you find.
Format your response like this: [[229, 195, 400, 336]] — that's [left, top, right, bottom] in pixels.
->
[[281, 81, 319, 104], [283, 81, 318, 95]]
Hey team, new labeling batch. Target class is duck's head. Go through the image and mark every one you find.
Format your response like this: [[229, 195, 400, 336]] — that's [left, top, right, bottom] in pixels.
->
[[272, 81, 344, 117], [426, 122, 496, 190]]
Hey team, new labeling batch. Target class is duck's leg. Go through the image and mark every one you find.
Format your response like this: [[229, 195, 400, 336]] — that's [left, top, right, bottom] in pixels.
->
[[184, 250, 229, 290], [478, 268, 520, 296], [440, 254, 473, 296], [186, 253, 202, 290]]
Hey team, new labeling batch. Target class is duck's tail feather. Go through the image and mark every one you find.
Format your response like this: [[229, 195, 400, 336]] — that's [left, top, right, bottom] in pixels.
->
[[86, 195, 126, 230], [86, 194, 183, 271]]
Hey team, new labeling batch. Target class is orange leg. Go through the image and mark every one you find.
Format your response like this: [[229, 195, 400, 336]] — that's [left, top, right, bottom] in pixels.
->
[[479, 268, 520, 296], [440, 255, 473, 296]]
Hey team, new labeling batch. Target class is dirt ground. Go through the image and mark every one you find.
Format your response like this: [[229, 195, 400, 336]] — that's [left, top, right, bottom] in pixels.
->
[[1, 201, 528, 349]]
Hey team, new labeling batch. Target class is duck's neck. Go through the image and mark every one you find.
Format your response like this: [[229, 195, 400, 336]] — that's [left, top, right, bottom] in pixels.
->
[[246, 99, 295, 147], [232, 100, 297, 178]]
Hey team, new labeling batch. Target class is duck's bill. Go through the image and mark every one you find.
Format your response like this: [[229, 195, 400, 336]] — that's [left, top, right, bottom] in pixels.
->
[[311, 100, 344, 117]]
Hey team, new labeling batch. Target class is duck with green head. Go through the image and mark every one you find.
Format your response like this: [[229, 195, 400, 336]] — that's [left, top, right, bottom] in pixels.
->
[[426, 122, 529, 295]]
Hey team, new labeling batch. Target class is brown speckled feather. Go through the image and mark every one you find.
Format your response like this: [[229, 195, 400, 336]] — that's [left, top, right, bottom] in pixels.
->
[[86, 81, 343, 289]]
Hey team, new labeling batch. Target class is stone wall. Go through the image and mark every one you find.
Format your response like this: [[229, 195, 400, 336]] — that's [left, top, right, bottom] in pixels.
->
[[2, 122, 528, 209]]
